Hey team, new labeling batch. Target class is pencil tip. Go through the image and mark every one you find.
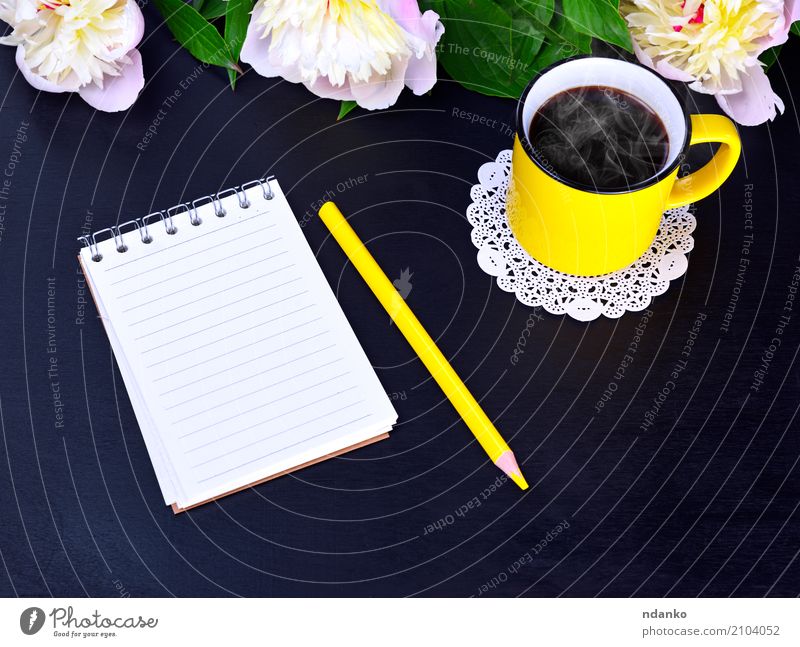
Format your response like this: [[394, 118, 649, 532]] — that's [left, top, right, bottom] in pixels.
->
[[494, 451, 529, 490], [510, 471, 529, 490]]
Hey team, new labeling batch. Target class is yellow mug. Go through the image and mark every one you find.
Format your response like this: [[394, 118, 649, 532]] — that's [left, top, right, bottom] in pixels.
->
[[508, 56, 741, 276]]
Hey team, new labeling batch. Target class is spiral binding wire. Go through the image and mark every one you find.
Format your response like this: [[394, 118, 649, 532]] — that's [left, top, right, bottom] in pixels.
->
[[78, 177, 275, 263]]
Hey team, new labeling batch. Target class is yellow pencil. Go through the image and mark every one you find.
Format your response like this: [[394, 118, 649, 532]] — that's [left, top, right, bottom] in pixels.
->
[[318, 202, 529, 490]]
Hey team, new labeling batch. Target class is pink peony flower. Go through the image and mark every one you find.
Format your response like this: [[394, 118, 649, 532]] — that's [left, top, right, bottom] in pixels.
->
[[240, 0, 444, 110], [0, 0, 145, 112], [623, 0, 800, 125]]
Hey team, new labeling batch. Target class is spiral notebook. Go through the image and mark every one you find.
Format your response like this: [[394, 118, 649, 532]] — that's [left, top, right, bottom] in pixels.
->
[[78, 178, 397, 512]]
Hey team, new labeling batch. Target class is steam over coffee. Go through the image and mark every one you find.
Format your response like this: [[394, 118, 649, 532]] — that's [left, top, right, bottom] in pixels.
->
[[529, 86, 669, 190]]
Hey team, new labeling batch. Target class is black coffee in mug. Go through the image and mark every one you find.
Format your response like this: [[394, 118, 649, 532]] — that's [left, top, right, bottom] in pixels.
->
[[529, 85, 669, 190]]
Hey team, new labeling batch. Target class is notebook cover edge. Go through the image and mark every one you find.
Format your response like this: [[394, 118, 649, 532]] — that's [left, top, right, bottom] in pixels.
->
[[170, 431, 390, 513]]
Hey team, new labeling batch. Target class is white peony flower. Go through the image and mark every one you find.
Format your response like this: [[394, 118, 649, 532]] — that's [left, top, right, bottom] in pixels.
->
[[623, 0, 800, 125], [241, 0, 444, 110], [0, 0, 145, 111]]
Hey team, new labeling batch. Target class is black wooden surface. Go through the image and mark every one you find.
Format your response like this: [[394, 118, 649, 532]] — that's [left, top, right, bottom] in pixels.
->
[[0, 10, 798, 596]]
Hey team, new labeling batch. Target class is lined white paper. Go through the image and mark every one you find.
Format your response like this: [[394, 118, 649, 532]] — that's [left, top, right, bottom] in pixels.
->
[[80, 180, 396, 509]]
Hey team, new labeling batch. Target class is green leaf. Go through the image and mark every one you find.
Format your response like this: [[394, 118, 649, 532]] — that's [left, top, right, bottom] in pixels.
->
[[200, 0, 227, 20], [530, 4, 591, 72], [510, 0, 555, 61], [192, 0, 204, 12], [431, 0, 553, 98], [337, 101, 358, 120], [152, 0, 239, 70], [224, 0, 253, 89], [791, 21, 800, 37], [562, 0, 632, 51], [513, 0, 588, 55], [760, 44, 782, 71]]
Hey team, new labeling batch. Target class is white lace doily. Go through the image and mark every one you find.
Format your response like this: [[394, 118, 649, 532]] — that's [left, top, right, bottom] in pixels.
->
[[467, 150, 696, 321]]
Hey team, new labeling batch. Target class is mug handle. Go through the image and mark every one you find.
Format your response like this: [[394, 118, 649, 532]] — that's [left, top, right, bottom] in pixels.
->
[[666, 114, 741, 209]]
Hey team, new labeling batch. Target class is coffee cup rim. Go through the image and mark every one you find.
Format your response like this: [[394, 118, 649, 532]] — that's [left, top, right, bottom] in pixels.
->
[[515, 55, 691, 195]]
